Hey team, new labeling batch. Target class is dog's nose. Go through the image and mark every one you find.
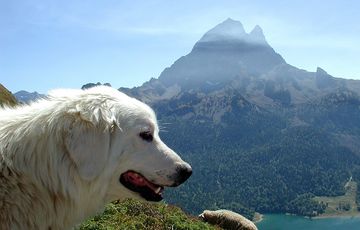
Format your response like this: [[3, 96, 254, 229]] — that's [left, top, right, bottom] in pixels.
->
[[174, 163, 192, 186]]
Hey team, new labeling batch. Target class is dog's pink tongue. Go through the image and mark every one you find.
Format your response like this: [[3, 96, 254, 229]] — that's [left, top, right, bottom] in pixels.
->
[[127, 172, 158, 191]]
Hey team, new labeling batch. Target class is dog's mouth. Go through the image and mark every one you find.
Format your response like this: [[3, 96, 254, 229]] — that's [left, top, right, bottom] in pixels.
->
[[120, 171, 164, 202]]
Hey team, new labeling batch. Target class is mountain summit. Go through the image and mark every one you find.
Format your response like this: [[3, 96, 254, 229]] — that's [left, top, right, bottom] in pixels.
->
[[198, 18, 267, 46], [155, 19, 285, 89], [125, 19, 360, 107], [249, 25, 267, 45], [198, 18, 247, 42]]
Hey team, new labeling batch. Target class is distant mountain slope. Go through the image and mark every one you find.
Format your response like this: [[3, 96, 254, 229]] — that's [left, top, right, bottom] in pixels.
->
[[0, 84, 17, 106], [14, 82, 112, 104], [14, 90, 45, 104], [120, 19, 360, 217], [81, 82, 112, 90]]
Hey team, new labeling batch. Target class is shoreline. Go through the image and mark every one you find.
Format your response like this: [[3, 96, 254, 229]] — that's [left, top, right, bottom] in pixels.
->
[[257, 212, 360, 221], [313, 212, 360, 219]]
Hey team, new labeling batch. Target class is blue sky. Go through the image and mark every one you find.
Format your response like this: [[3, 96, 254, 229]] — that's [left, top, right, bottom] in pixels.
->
[[1, 0, 359, 93]]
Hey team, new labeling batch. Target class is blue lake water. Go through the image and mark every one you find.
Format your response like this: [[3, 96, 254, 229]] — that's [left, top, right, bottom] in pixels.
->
[[256, 214, 360, 230]]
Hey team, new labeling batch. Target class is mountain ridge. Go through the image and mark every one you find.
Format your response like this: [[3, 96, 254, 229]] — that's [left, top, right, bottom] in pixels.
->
[[119, 19, 360, 217], [14, 90, 45, 104], [123, 18, 360, 109], [198, 18, 268, 46]]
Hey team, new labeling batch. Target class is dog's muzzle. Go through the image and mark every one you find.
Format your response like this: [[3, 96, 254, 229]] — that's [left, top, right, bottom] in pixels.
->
[[119, 163, 192, 202]]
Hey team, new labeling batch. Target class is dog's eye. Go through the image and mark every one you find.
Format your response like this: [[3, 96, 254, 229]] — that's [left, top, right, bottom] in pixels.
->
[[139, 131, 153, 142]]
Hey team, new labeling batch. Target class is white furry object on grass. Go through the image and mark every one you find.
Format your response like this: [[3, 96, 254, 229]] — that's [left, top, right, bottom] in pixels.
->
[[0, 86, 191, 229], [199, 209, 258, 230]]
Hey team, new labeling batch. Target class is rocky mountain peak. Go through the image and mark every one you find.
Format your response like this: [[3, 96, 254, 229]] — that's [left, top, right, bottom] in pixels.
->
[[197, 19, 268, 46], [315, 67, 337, 89], [249, 25, 267, 45], [198, 18, 246, 43], [316, 67, 329, 75], [156, 19, 285, 87]]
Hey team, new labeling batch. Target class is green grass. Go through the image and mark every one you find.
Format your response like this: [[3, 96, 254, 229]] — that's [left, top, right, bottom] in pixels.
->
[[313, 180, 359, 217], [77, 199, 218, 230]]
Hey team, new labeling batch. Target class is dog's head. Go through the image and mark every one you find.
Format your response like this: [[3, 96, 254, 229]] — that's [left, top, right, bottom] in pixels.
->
[[62, 86, 192, 202]]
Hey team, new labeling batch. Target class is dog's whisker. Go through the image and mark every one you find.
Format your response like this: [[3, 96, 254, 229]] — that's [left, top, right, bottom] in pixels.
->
[[158, 121, 172, 132]]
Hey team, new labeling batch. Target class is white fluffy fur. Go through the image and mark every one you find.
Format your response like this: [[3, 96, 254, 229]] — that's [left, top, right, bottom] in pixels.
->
[[0, 86, 189, 229], [199, 210, 258, 230]]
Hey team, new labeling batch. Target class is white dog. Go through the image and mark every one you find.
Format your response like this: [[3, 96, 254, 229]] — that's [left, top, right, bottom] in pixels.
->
[[0, 86, 192, 229]]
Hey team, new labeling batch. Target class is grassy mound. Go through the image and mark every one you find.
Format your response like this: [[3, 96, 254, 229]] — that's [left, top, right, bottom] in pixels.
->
[[78, 199, 218, 230]]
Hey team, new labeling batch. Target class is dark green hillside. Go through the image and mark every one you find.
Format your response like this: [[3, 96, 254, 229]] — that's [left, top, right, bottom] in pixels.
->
[[161, 118, 359, 218], [78, 199, 217, 230], [0, 84, 17, 106]]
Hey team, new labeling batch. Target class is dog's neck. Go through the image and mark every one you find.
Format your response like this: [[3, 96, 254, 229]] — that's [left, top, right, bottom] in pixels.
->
[[0, 133, 110, 230], [0, 164, 109, 229]]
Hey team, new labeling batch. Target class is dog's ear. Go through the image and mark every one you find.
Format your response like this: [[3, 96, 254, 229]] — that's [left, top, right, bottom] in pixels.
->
[[64, 113, 110, 181]]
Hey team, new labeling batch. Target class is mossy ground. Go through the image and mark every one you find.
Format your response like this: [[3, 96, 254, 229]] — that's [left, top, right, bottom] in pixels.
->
[[78, 199, 218, 230]]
